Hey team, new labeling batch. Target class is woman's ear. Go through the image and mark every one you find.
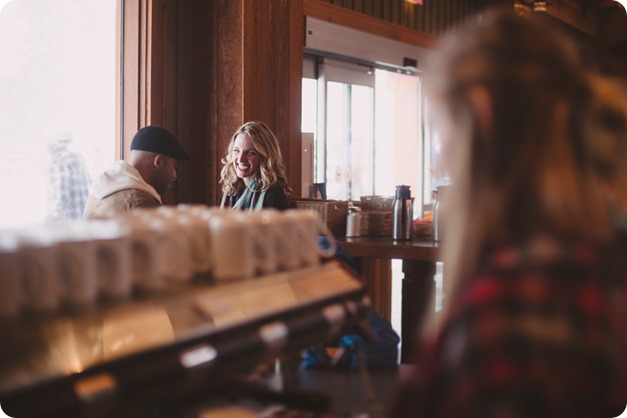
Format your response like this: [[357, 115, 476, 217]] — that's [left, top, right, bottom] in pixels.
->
[[467, 85, 493, 139]]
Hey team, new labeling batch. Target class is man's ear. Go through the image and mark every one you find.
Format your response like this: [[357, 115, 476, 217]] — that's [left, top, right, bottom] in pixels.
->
[[467, 85, 493, 139], [153, 154, 165, 168]]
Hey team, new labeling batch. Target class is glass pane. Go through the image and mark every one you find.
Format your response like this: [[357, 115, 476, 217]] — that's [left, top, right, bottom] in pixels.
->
[[423, 98, 433, 208], [301, 78, 317, 134], [305, 60, 425, 208], [324, 81, 375, 201], [374, 69, 422, 217], [325, 81, 350, 200], [425, 98, 451, 194], [350, 85, 374, 198], [0, 0, 117, 227]]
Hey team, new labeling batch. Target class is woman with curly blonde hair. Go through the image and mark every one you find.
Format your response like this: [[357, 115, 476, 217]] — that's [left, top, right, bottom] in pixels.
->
[[220, 121, 291, 210]]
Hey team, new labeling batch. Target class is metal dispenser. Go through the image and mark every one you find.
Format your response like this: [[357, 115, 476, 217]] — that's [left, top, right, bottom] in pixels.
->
[[392, 185, 413, 241]]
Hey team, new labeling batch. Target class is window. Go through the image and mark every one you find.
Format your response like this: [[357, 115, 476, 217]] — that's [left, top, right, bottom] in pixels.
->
[[302, 57, 430, 217], [0, 0, 117, 227], [373, 68, 423, 212], [303, 58, 376, 201], [325, 79, 375, 200]]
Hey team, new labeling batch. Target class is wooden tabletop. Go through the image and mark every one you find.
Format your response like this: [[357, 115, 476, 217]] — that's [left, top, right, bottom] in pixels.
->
[[337, 236, 441, 262]]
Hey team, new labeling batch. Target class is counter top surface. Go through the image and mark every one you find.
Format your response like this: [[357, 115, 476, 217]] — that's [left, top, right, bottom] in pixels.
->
[[337, 236, 441, 261]]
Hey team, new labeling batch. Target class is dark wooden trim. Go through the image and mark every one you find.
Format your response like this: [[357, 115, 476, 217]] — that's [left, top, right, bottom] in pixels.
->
[[121, 0, 165, 153], [304, 0, 435, 49], [547, 1, 597, 36], [358, 258, 392, 321], [140, 0, 148, 126], [149, 0, 164, 126], [122, 0, 140, 158], [115, 0, 122, 159]]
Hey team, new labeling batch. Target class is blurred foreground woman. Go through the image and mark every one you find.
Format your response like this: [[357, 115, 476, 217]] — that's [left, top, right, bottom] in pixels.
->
[[388, 9, 627, 418]]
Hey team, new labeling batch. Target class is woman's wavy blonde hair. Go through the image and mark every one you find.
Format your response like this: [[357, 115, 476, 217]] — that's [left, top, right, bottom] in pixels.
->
[[423, 9, 617, 334], [583, 74, 627, 219], [220, 121, 292, 197]]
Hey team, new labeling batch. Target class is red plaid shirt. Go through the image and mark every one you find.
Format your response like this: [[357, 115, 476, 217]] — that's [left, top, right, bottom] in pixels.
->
[[389, 236, 627, 418]]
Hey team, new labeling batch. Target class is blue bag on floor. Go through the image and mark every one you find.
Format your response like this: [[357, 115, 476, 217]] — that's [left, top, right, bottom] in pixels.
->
[[302, 310, 400, 369]]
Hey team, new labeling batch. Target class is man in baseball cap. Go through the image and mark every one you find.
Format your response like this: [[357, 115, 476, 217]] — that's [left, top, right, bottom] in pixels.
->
[[84, 125, 190, 218]]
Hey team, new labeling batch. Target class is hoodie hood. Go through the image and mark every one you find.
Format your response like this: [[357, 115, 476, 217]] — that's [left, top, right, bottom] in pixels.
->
[[90, 160, 161, 203]]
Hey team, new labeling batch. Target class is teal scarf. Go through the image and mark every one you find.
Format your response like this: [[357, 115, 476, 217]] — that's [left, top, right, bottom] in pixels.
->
[[222, 179, 267, 211]]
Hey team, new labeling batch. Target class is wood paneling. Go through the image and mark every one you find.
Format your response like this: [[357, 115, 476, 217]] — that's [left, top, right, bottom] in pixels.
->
[[304, 0, 435, 48], [169, 1, 216, 206], [359, 258, 392, 321], [240, 0, 304, 198], [121, 0, 140, 159], [214, 0, 244, 205], [121, 0, 172, 153], [115, 0, 122, 159], [310, 0, 487, 36]]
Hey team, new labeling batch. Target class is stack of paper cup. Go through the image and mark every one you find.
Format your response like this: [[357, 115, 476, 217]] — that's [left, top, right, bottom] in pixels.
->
[[47, 221, 99, 308], [14, 227, 60, 313], [208, 213, 258, 282], [87, 219, 133, 300], [283, 210, 321, 268]]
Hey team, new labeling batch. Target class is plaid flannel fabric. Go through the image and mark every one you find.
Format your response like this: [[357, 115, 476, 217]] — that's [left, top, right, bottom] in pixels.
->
[[47, 147, 90, 221], [390, 237, 627, 418]]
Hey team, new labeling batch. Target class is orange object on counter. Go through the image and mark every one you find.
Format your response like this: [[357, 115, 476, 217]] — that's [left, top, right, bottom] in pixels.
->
[[413, 218, 433, 237]]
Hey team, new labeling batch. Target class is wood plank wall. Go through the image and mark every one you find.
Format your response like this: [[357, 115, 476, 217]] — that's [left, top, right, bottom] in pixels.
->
[[165, 0, 216, 207], [312, 0, 492, 36]]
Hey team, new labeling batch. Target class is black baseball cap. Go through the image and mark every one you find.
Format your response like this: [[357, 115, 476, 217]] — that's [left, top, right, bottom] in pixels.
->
[[130, 125, 190, 161]]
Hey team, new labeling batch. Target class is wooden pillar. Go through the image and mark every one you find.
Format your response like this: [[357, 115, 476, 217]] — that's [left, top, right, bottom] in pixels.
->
[[211, 0, 304, 202], [223, 0, 304, 199]]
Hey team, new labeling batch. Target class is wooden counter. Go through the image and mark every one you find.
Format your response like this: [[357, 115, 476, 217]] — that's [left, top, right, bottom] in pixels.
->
[[337, 236, 441, 363]]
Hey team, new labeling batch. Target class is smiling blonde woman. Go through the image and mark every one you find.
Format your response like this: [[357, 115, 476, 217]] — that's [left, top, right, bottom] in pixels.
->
[[219, 121, 292, 210]]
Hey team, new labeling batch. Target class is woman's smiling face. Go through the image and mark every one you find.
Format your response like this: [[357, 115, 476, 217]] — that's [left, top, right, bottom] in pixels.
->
[[232, 132, 261, 186]]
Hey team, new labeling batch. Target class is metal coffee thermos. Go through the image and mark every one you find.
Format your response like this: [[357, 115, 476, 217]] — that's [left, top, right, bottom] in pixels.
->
[[346, 206, 361, 237], [392, 185, 413, 241]]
